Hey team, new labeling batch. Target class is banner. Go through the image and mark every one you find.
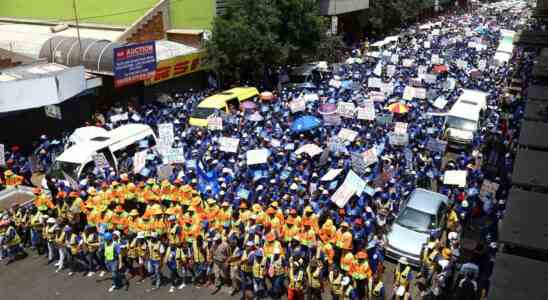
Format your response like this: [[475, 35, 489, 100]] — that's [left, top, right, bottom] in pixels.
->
[[219, 137, 240, 153], [357, 101, 375, 120], [146, 51, 204, 85], [114, 41, 156, 88], [337, 102, 355, 118], [337, 128, 358, 142], [133, 150, 147, 173], [289, 98, 306, 113]]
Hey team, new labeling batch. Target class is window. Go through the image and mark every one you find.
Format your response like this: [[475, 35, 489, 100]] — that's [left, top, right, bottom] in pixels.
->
[[48, 161, 81, 180], [446, 116, 477, 131], [395, 207, 435, 233], [191, 107, 217, 119]]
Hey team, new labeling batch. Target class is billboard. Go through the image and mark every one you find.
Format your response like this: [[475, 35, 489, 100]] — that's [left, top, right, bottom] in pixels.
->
[[113, 41, 157, 88], [145, 51, 205, 86]]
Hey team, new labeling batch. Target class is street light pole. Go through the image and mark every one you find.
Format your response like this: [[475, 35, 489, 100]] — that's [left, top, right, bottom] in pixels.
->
[[72, 0, 83, 64]]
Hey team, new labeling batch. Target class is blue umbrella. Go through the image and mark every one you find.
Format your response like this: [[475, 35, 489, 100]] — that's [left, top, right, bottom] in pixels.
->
[[291, 115, 321, 133]]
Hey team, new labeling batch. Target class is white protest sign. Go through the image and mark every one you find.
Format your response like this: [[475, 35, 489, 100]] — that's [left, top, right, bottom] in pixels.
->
[[415, 88, 427, 99], [219, 137, 240, 153], [443, 170, 467, 187], [0, 144, 4, 166], [394, 122, 408, 134], [321, 168, 343, 182], [381, 83, 394, 96], [92, 153, 110, 169], [403, 86, 415, 100], [329, 79, 342, 88], [391, 54, 399, 65], [303, 93, 319, 102], [456, 59, 468, 70], [362, 148, 379, 167], [368, 77, 383, 89], [418, 65, 428, 75], [480, 179, 500, 198], [164, 148, 185, 164], [357, 101, 375, 120], [433, 96, 448, 109], [337, 128, 358, 142], [337, 102, 356, 118], [386, 65, 396, 77], [369, 91, 386, 102], [323, 114, 342, 126], [330, 182, 355, 208], [431, 54, 440, 65], [158, 123, 174, 147], [422, 74, 437, 84], [432, 29, 440, 36], [388, 132, 409, 146], [402, 59, 414, 67], [246, 149, 269, 165], [271, 139, 281, 148], [478, 59, 487, 71], [157, 165, 174, 181], [345, 170, 366, 196], [207, 117, 223, 131], [133, 150, 147, 174], [289, 98, 306, 113], [424, 41, 431, 48], [373, 62, 383, 77], [295, 144, 323, 157]]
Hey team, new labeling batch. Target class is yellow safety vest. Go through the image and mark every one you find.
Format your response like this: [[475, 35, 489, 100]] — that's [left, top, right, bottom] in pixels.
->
[[149, 241, 162, 261], [104, 244, 115, 261], [329, 271, 343, 295], [307, 266, 322, 288], [192, 240, 205, 263], [289, 269, 304, 290], [252, 258, 266, 278], [240, 250, 252, 273], [6, 226, 21, 246]]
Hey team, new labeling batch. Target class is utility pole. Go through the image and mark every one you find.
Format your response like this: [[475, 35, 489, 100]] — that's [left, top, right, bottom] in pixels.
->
[[73, 0, 83, 64]]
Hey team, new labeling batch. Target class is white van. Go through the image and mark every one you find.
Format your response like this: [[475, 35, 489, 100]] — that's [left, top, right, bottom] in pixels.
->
[[367, 36, 398, 58], [46, 124, 158, 185], [444, 90, 487, 149]]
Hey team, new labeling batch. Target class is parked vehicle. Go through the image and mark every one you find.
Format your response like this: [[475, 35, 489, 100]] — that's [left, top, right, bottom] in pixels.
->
[[284, 62, 329, 89], [386, 188, 449, 267], [444, 89, 487, 150], [44, 124, 158, 187], [189, 87, 259, 127]]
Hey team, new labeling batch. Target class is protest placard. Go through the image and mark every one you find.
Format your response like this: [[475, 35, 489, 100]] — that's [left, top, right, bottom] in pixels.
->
[[246, 149, 269, 165], [207, 116, 223, 131], [386, 65, 396, 77], [402, 59, 414, 67], [480, 179, 500, 198], [415, 88, 427, 99], [394, 122, 408, 134], [337, 102, 356, 118], [422, 74, 437, 84], [323, 114, 342, 126], [403, 86, 415, 100], [376, 113, 393, 125], [381, 83, 394, 96], [391, 54, 399, 64], [303, 93, 319, 102], [357, 101, 375, 120], [478, 59, 487, 71], [443, 170, 467, 187], [373, 62, 383, 77], [424, 41, 431, 48], [158, 123, 174, 149], [219, 137, 240, 153], [330, 182, 355, 208], [369, 91, 386, 102], [337, 128, 358, 142], [345, 170, 366, 195], [321, 168, 343, 181], [329, 79, 342, 88], [164, 148, 185, 164], [388, 132, 409, 146], [289, 98, 306, 113], [368, 77, 383, 89], [418, 65, 428, 75], [133, 150, 147, 173], [351, 153, 368, 175], [362, 148, 379, 167], [92, 153, 110, 169], [270, 139, 281, 148], [295, 144, 323, 157], [319, 148, 330, 166], [0, 144, 4, 166], [237, 188, 250, 200], [426, 138, 448, 153], [157, 165, 174, 181], [456, 59, 468, 70]]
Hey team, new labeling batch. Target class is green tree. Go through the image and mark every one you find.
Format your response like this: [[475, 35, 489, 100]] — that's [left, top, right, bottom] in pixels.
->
[[206, 0, 327, 86], [368, 0, 424, 36]]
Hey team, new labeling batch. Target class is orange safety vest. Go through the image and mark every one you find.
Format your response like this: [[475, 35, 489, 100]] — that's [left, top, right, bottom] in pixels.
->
[[336, 230, 353, 250], [340, 252, 355, 272], [350, 260, 372, 280]]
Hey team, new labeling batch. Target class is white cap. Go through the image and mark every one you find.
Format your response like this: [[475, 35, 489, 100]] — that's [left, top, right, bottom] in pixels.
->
[[113, 230, 121, 237], [137, 232, 145, 239], [448, 232, 458, 241], [47, 217, 56, 224], [341, 276, 351, 286]]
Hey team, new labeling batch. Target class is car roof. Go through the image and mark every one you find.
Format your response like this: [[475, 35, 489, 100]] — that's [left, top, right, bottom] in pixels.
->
[[198, 87, 259, 109], [406, 188, 448, 215]]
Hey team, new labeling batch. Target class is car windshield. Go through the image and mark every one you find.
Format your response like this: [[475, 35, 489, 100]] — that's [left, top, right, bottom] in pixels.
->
[[48, 161, 81, 180], [395, 207, 435, 233], [191, 107, 218, 119], [289, 74, 309, 84], [446, 116, 477, 131]]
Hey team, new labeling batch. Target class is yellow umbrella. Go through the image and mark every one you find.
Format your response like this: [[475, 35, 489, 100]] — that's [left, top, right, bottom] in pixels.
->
[[387, 103, 409, 114]]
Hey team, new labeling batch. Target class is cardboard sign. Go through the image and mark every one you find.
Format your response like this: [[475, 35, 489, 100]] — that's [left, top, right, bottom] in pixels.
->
[[368, 77, 383, 89], [157, 165, 174, 181], [403, 86, 415, 100], [164, 147, 185, 164], [246, 149, 269, 165], [480, 179, 500, 198], [219, 137, 240, 153], [337, 128, 358, 142], [415, 88, 427, 99], [388, 132, 409, 146], [337, 102, 356, 118], [289, 98, 306, 113], [426, 138, 448, 153], [321, 168, 343, 182], [0, 144, 4, 166], [345, 170, 366, 195], [402, 59, 414, 67], [133, 150, 147, 173], [362, 148, 379, 167], [394, 122, 408, 134], [444, 170, 467, 187], [330, 182, 355, 208], [357, 101, 375, 120], [386, 65, 396, 77], [418, 65, 428, 75], [92, 153, 110, 169], [207, 117, 223, 131], [323, 114, 342, 126], [376, 113, 393, 125], [295, 144, 323, 157]]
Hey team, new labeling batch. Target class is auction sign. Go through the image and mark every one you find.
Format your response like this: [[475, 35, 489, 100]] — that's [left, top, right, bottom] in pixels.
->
[[114, 41, 156, 88]]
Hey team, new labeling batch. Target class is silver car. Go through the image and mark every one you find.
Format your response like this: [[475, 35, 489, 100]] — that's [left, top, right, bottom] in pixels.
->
[[386, 188, 448, 267]]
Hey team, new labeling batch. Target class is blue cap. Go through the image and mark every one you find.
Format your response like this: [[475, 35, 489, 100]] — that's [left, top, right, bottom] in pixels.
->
[[104, 232, 113, 241]]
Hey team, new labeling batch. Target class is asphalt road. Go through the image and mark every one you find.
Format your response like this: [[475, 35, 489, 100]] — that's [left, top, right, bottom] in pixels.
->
[[0, 251, 419, 300]]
